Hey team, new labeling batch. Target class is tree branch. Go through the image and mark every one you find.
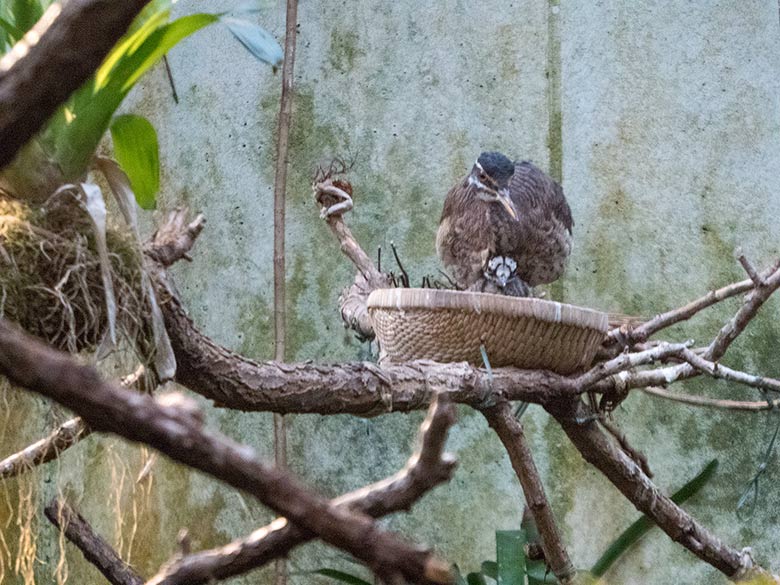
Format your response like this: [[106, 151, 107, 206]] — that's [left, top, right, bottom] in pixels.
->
[[313, 180, 391, 339], [0, 318, 451, 585], [0, 417, 89, 479], [0, 366, 146, 480], [640, 386, 780, 412], [482, 401, 576, 584], [44, 498, 144, 585], [0, 0, 151, 169], [147, 395, 457, 585], [547, 398, 758, 579]]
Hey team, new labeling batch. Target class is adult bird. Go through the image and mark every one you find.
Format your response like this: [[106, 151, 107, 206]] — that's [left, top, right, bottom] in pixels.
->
[[436, 151, 573, 296]]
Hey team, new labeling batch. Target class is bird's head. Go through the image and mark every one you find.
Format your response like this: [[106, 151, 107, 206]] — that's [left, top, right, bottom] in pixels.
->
[[468, 151, 518, 220]]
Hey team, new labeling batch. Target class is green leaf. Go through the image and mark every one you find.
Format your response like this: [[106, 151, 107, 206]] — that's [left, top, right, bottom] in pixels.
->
[[481, 561, 498, 580], [222, 17, 282, 68], [0, 16, 23, 45], [496, 530, 526, 585], [49, 12, 217, 179], [9, 0, 44, 35], [590, 459, 719, 578], [109, 115, 160, 210], [313, 569, 373, 585], [467, 572, 488, 585]]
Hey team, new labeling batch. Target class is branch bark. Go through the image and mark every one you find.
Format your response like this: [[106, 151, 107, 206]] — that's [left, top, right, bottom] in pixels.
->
[[482, 401, 576, 584], [0, 318, 451, 585], [147, 395, 457, 585], [44, 498, 144, 585], [0, 366, 146, 479], [547, 398, 754, 579], [0, 0, 151, 169]]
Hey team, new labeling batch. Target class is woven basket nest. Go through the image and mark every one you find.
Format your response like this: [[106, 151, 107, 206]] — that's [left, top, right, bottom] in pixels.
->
[[367, 288, 608, 374]]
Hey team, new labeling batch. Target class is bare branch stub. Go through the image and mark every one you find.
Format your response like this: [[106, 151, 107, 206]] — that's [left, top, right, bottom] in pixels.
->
[[44, 498, 144, 585], [147, 395, 457, 585], [0, 318, 451, 585]]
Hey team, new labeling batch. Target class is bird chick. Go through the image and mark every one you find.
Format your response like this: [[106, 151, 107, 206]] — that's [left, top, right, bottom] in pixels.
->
[[469, 256, 531, 297]]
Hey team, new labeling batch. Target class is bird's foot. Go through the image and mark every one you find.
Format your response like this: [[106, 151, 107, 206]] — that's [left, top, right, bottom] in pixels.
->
[[314, 179, 354, 219]]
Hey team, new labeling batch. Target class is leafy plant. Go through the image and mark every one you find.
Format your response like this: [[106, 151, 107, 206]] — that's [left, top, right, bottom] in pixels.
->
[[1, 0, 283, 208]]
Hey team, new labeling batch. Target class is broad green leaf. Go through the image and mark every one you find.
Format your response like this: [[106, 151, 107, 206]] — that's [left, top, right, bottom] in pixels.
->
[[9, 0, 44, 35], [222, 17, 282, 68], [109, 115, 159, 210], [590, 459, 719, 577], [496, 530, 526, 585], [0, 16, 23, 45], [313, 569, 373, 585], [50, 13, 217, 179], [481, 561, 498, 580]]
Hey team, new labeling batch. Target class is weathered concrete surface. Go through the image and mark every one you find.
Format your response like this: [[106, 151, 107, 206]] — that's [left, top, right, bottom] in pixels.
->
[[3, 1, 780, 584]]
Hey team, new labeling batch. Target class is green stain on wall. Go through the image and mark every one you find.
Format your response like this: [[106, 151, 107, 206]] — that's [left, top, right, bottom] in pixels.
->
[[237, 293, 274, 359], [328, 29, 363, 73]]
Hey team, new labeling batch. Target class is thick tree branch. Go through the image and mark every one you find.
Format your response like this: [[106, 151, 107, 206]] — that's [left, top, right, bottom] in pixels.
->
[[44, 498, 144, 585], [0, 0, 151, 169], [547, 399, 759, 579], [0, 318, 452, 585], [147, 395, 457, 585], [482, 401, 576, 584]]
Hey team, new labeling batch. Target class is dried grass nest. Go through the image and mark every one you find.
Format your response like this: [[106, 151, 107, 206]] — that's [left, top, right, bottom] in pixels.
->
[[0, 193, 153, 358]]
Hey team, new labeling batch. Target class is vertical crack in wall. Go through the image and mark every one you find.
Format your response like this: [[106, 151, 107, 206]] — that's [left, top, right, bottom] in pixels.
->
[[546, 0, 565, 301]]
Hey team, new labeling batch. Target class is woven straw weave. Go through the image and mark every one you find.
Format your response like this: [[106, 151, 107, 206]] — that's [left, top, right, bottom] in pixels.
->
[[367, 288, 608, 374]]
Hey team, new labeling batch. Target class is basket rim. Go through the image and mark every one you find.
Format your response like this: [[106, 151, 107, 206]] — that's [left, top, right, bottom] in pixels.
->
[[367, 288, 609, 332]]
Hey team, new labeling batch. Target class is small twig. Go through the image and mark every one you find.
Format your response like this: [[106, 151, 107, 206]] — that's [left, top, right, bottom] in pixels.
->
[[482, 401, 576, 584], [146, 395, 457, 585], [162, 55, 179, 104], [599, 419, 653, 478], [271, 4, 299, 583], [390, 242, 409, 288], [44, 498, 144, 585], [0, 366, 146, 480], [144, 209, 206, 268], [735, 248, 766, 287], [575, 342, 692, 390], [640, 386, 780, 411], [678, 349, 780, 394]]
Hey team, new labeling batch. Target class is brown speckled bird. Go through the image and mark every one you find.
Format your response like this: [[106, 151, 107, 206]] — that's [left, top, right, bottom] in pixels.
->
[[436, 151, 573, 296]]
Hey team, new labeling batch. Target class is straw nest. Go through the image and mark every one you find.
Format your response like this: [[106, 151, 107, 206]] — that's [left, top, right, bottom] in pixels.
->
[[0, 194, 153, 358]]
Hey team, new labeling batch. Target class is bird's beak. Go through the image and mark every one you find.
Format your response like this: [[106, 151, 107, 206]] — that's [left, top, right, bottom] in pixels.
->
[[497, 188, 518, 221]]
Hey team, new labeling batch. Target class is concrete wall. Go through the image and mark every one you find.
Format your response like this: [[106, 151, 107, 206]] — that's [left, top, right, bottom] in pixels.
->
[[3, 1, 780, 584]]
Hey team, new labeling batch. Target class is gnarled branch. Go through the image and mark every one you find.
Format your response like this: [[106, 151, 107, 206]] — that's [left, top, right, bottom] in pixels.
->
[[0, 318, 452, 585], [147, 395, 457, 585]]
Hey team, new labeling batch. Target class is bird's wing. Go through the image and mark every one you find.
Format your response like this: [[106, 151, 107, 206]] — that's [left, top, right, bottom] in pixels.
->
[[511, 161, 574, 232]]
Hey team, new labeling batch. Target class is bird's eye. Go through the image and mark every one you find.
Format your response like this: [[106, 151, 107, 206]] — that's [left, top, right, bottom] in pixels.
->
[[479, 173, 487, 182]]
